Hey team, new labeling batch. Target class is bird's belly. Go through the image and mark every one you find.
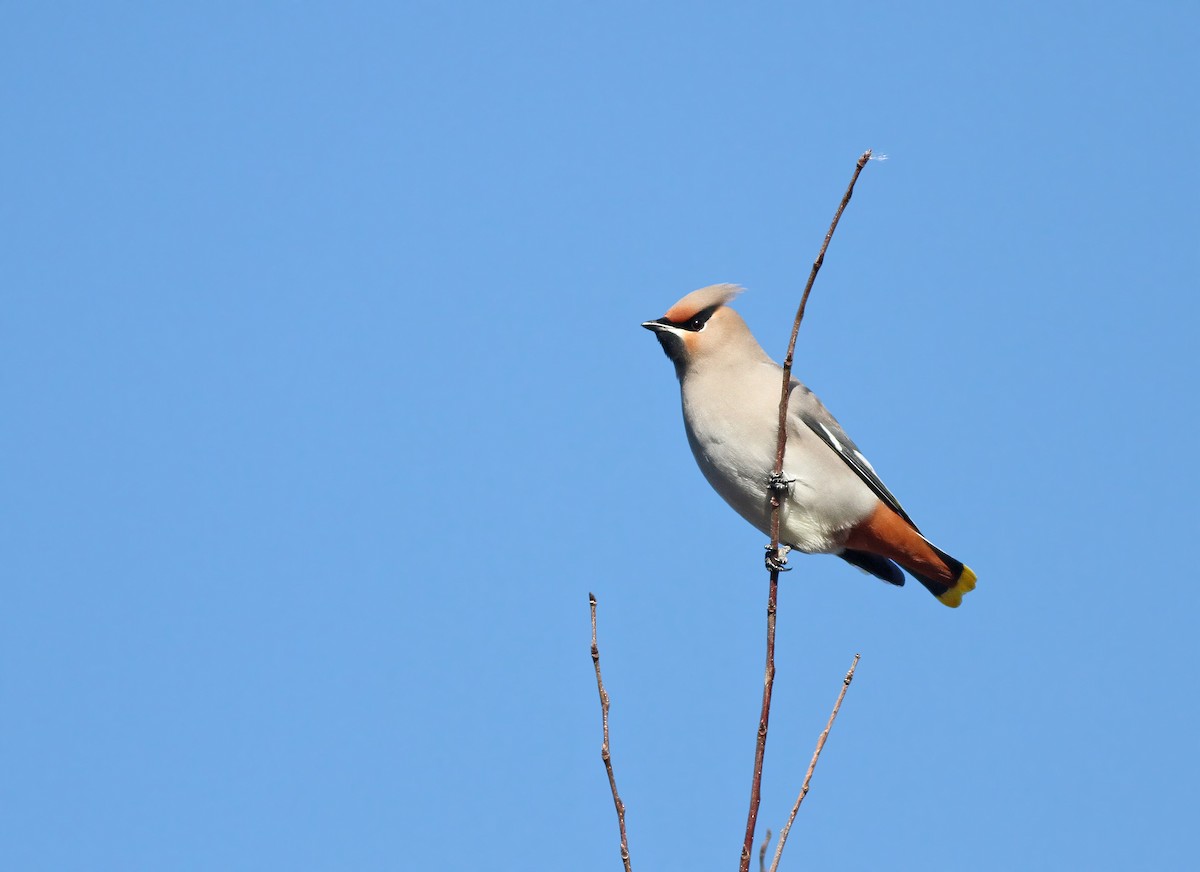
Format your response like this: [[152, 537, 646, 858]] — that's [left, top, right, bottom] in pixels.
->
[[686, 420, 875, 554]]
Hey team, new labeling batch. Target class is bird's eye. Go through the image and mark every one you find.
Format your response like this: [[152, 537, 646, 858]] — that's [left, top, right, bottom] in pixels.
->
[[678, 305, 718, 332]]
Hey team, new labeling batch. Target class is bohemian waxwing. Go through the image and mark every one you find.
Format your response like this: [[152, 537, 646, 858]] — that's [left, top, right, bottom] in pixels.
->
[[643, 283, 976, 607]]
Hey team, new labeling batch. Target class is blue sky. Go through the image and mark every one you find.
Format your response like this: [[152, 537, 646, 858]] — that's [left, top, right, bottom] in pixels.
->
[[3, 2, 1197, 870]]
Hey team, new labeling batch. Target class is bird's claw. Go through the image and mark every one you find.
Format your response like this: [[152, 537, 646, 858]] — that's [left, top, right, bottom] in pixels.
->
[[767, 472, 794, 496], [765, 544, 792, 572]]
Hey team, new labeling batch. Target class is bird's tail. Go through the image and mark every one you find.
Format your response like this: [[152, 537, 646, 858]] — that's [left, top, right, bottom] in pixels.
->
[[844, 503, 977, 608], [839, 549, 905, 587], [906, 544, 977, 608]]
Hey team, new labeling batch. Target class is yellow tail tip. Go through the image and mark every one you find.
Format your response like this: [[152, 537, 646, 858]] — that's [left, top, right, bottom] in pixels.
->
[[936, 565, 977, 608]]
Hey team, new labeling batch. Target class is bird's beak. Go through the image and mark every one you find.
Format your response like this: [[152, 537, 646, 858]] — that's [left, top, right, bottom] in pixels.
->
[[643, 317, 687, 365]]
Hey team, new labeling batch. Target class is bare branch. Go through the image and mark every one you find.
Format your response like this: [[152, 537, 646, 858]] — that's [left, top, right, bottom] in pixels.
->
[[773, 149, 873, 493], [738, 150, 873, 872], [590, 592, 632, 872], [759, 827, 773, 872], [769, 654, 861, 872]]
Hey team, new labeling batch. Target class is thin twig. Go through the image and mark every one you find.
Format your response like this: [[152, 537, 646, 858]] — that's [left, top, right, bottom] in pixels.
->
[[769, 654, 861, 872], [738, 150, 873, 872], [774, 149, 874, 453], [759, 827, 773, 872], [590, 592, 632, 872]]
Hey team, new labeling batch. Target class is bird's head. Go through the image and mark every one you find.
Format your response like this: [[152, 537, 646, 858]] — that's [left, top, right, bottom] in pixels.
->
[[642, 284, 759, 376]]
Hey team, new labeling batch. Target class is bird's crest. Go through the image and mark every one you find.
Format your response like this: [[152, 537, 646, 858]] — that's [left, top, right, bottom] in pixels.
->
[[663, 283, 743, 323]]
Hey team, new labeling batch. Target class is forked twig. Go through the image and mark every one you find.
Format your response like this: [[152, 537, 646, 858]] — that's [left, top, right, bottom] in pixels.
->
[[590, 592, 632, 872], [768, 654, 861, 872], [738, 150, 873, 872]]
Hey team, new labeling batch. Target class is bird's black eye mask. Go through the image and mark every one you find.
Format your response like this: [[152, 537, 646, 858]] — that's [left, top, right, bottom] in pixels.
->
[[654, 305, 720, 333]]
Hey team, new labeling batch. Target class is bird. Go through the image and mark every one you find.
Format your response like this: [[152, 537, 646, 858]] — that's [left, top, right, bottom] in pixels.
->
[[642, 283, 976, 608]]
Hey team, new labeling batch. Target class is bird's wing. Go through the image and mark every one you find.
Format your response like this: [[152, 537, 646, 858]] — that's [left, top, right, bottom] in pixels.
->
[[788, 381, 920, 531]]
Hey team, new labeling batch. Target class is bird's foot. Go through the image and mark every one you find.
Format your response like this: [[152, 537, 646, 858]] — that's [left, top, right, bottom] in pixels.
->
[[767, 472, 794, 496], [765, 544, 792, 572]]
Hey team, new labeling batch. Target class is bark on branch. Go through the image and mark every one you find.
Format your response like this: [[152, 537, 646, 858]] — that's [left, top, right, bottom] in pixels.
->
[[738, 150, 873, 872], [590, 592, 632, 872]]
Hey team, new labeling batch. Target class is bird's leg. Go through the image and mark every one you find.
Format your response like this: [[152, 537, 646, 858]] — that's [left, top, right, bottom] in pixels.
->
[[766, 473, 794, 570], [765, 544, 792, 572]]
